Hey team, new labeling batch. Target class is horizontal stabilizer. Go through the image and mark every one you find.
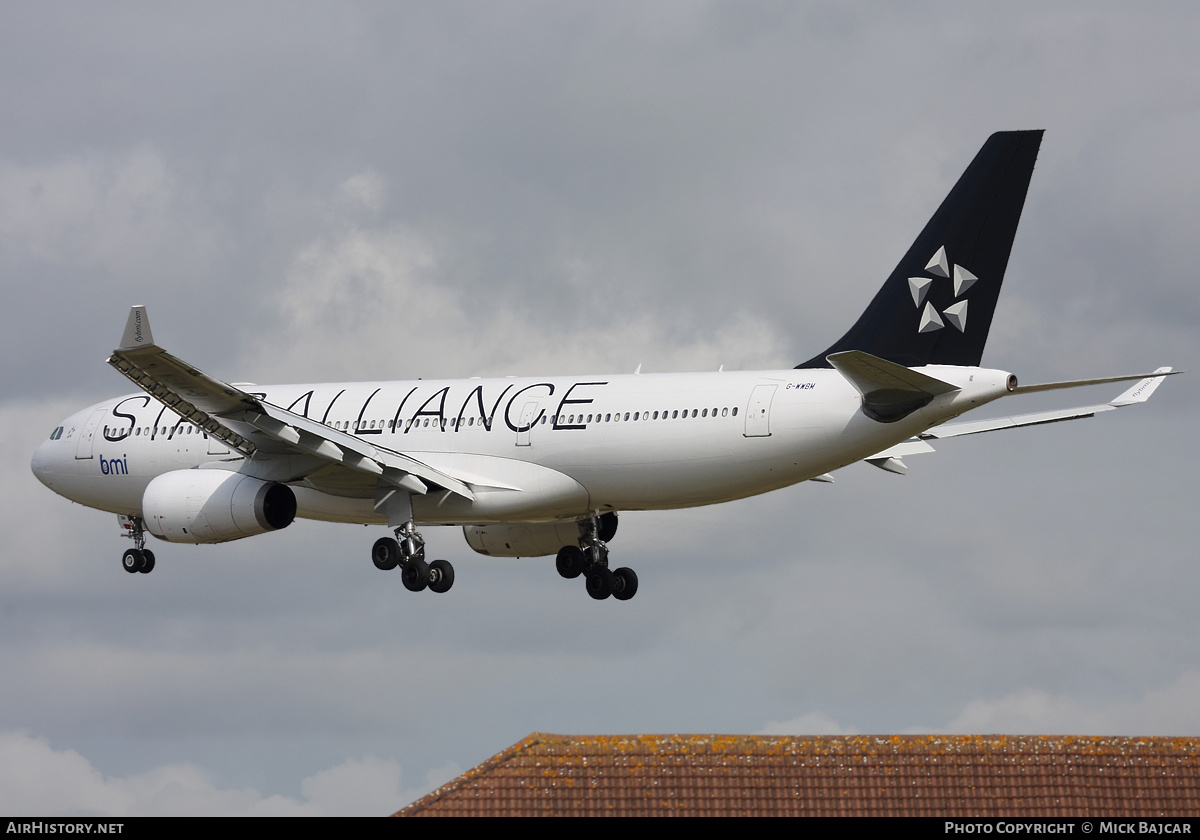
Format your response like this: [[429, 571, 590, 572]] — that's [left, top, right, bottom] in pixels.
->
[[828, 350, 959, 423], [922, 367, 1176, 440], [828, 351, 960, 398], [1011, 367, 1179, 396]]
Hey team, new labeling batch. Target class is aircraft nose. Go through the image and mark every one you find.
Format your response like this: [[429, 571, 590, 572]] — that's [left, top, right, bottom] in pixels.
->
[[31, 438, 56, 489]]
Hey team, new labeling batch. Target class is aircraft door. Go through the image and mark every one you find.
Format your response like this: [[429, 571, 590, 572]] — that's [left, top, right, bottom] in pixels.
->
[[744, 384, 777, 437], [516, 401, 538, 447], [74, 408, 107, 459]]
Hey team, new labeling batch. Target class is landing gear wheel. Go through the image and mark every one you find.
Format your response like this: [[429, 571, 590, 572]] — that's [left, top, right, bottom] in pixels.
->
[[122, 549, 142, 574], [428, 559, 455, 594], [139, 550, 155, 574], [556, 546, 584, 579], [586, 567, 613, 600], [120, 547, 142, 573], [402, 556, 430, 592], [611, 567, 638, 601], [372, 537, 400, 571]]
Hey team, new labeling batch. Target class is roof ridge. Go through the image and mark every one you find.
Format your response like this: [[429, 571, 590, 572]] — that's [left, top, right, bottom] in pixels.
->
[[395, 732, 552, 817]]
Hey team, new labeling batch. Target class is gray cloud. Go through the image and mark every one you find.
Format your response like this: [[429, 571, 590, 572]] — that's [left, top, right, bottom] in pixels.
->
[[3, 1, 1197, 815]]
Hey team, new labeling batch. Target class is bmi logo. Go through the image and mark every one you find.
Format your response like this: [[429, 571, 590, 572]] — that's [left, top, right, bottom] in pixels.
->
[[907, 246, 977, 334]]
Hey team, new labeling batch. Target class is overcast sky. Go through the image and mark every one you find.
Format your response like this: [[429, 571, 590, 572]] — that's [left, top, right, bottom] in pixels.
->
[[1, 1, 1197, 816]]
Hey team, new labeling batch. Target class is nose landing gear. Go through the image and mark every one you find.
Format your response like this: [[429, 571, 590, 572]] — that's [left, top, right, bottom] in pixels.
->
[[118, 515, 155, 574]]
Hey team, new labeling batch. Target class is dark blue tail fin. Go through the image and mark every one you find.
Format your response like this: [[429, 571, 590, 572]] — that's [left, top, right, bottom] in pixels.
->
[[798, 130, 1043, 369]]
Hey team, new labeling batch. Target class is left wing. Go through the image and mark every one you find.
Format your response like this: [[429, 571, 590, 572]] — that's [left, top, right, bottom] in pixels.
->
[[863, 367, 1176, 473], [106, 306, 474, 500]]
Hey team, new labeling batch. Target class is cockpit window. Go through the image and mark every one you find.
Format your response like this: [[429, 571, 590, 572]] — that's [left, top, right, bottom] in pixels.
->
[[49, 426, 64, 440]]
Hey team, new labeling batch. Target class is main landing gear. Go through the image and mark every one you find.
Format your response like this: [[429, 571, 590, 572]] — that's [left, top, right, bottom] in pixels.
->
[[555, 512, 637, 601], [371, 520, 454, 594], [119, 515, 155, 574]]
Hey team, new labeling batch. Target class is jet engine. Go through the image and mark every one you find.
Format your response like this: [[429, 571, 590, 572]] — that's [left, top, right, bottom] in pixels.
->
[[142, 469, 297, 543]]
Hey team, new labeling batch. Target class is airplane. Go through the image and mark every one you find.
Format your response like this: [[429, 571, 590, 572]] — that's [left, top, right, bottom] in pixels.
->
[[30, 130, 1178, 602]]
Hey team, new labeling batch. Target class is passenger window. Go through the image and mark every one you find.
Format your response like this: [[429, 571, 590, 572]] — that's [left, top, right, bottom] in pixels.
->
[[732, 407, 738, 416]]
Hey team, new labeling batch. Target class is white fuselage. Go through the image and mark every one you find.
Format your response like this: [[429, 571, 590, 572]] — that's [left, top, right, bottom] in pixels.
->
[[32, 366, 1013, 527]]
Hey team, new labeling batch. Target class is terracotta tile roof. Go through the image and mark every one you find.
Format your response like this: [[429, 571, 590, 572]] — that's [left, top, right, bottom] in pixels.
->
[[396, 733, 1200, 817]]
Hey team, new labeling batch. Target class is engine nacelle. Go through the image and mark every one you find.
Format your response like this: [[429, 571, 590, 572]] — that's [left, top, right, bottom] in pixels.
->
[[143, 469, 297, 544]]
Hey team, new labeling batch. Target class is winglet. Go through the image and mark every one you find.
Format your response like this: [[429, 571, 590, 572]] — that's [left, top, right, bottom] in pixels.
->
[[118, 306, 154, 350], [1110, 367, 1173, 407]]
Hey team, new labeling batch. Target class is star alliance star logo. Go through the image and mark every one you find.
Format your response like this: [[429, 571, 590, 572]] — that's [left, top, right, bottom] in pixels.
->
[[908, 245, 977, 334]]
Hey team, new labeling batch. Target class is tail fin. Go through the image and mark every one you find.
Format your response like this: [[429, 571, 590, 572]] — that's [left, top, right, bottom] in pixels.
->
[[797, 130, 1043, 369]]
